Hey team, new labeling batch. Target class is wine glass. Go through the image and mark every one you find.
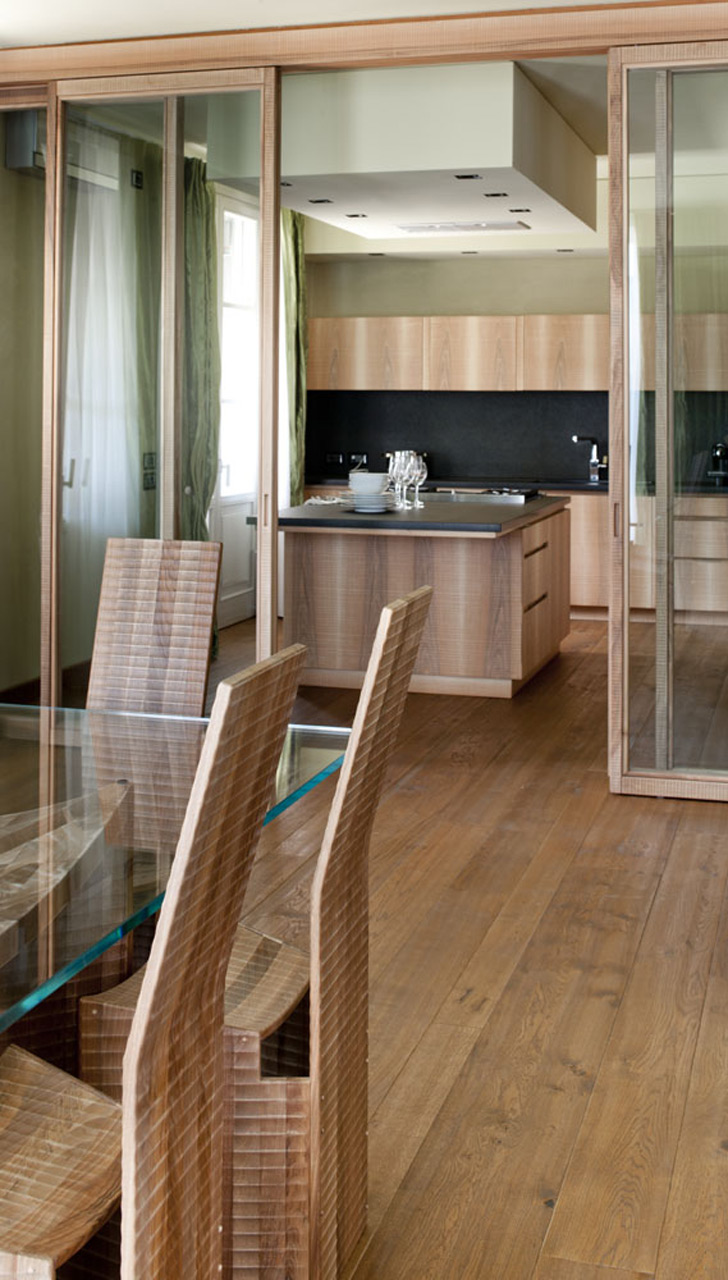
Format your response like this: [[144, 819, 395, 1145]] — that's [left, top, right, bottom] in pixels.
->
[[411, 454, 428, 508], [390, 451, 416, 508]]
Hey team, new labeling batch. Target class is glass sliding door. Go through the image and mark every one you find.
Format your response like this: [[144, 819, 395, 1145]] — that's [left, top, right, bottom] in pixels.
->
[[612, 45, 728, 798], [59, 98, 164, 703], [53, 73, 277, 705], [0, 106, 45, 703], [182, 91, 261, 629]]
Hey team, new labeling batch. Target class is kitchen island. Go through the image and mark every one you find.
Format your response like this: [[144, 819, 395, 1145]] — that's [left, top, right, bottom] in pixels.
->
[[281, 493, 570, 697]]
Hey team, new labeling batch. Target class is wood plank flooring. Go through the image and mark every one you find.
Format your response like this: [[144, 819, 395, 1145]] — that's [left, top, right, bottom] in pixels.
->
[[214, 620, 728, 1276]]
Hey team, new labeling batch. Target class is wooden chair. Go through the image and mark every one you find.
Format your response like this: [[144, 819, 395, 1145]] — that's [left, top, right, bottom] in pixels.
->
[[0, 645, 306, 1278], [79, 585, 432, 1279], [86, 537, 222, 716]]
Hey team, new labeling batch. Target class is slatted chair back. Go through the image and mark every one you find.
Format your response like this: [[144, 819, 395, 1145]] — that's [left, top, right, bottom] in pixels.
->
[[86, 538, 222, 717], [121, 644, 306, 1280], [309, 584, 432, 1278]]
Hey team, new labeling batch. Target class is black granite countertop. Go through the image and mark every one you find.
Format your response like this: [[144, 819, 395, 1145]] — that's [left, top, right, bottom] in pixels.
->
[[279, 492, 569, 535]]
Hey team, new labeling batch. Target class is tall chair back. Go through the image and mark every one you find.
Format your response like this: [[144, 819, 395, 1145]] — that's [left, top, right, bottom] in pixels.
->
[[86, 538, 222, 716], [121, 644, 306, 1279], [310, 585, 432, 1276]]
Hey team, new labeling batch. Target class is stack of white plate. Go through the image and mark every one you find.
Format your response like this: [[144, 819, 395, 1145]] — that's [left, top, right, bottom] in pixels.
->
[[344, 491, 397, 513]]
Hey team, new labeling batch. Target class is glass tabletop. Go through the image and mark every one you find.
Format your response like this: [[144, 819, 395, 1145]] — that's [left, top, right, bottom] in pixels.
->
[[0, 704, 349, 1033]]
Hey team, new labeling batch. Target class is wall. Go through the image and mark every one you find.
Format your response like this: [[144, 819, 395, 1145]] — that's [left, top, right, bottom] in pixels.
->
[[307, 253, 610, 317], [0, 112, 44, 694]]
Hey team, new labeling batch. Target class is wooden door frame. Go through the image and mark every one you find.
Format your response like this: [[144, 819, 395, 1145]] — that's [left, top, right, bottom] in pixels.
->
[[30, 67, 279, 693], [609, 39, 728, 802], [4, 4, 728, 82]]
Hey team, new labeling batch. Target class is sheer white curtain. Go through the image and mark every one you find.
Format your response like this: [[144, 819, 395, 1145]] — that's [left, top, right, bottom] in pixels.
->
[[61, 126, 145, 669]]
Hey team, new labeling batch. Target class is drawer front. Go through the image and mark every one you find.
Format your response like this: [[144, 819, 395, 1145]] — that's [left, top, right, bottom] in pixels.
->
[[675, 558, 728, 611], [522, 540, 550, 609], [522, 516, 554, 556], [675, 518, 728, 560], [520, 593, 553, 679]]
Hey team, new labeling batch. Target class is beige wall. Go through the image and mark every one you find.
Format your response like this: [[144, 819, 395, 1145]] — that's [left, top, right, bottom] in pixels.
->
[[307, 253, 610, 317], [0, 113, 45, 692]]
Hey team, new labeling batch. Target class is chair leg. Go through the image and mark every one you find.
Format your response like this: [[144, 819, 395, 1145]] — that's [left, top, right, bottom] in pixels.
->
[[223, 1026, 311, 1279]]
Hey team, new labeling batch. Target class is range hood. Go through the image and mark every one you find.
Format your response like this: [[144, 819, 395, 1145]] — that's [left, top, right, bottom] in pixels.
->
[[261, 63, 597, 254]]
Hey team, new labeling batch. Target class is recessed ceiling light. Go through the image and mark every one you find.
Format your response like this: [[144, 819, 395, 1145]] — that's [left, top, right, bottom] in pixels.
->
[[308, 198, 333, 204], [398, 219, 530, 234], [484, 192, 509, 198], [454, 173, 482, 180]]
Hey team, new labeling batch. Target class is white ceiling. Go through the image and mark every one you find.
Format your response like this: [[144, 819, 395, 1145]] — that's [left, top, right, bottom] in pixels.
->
[[0, 0, 649, 50]]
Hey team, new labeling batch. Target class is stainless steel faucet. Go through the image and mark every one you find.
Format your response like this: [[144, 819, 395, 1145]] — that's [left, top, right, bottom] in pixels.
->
[[572, 434, 606, 484]]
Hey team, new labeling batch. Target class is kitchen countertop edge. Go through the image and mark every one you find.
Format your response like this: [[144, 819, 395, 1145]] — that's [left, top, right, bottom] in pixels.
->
[[279, 493, 569, 536]]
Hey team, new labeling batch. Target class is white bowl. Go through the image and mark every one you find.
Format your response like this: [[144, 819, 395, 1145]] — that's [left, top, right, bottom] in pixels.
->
[[348, 471, 389, 495]]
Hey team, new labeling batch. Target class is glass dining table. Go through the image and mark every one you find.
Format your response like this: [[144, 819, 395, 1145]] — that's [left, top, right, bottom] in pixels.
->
[[0, 703, 349, 1035]]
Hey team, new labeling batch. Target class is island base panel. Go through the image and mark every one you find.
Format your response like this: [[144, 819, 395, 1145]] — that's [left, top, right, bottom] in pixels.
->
[[283, 510, 570, 698], [295, 660, 563, 698]]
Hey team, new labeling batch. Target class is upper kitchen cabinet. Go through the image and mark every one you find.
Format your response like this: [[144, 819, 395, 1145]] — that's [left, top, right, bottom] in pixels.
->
[[424, 316, 519, 391], [308, 316, 424, 390], [520, 314, 610, 390], [307, 313, 611, 392], [675, 314, 728, 390]]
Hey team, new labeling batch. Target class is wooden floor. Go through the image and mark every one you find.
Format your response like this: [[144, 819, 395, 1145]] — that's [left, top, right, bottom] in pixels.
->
[[214, 618, 728, 1280]]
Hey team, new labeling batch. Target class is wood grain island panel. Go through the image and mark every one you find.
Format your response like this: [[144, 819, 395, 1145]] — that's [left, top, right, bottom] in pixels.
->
[[281, 497, 570, 697]]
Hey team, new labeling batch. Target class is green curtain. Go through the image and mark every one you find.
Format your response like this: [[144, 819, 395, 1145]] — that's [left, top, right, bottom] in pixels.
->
[[180, 157, 221, 543], [121, 135, 163, 538], [281, 208, 307, 508]]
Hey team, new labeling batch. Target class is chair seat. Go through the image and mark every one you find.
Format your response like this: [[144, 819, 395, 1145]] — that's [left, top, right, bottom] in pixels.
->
[[224, 926, 309, 1037], [0, 1045, 121, 1268], [80, 924, 311, 1100]]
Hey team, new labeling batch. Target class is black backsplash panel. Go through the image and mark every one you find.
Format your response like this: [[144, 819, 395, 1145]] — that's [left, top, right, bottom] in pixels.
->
[[306, 390, 609, 486], [636, 393, 728, 490]]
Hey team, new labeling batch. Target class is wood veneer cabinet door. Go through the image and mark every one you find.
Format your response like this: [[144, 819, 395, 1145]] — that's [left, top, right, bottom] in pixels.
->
[[521, 314, 610, 390], [674, 314, 728, 390], [622, 314, 728, 390], [567, 493, 610, 608], [308, 316, 424, 390], [674, 495, 728, 611], [424, 316, 519, 390]]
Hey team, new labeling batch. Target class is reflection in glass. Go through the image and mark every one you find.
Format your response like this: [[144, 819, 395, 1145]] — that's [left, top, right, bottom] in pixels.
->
[[193, 92, 262, 628], [626, 69, 657, 770], [0, 110, 45, 702], [60, 100, 164, 703], [672, 70, 728, 772], [626, 67, 728, 776]]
